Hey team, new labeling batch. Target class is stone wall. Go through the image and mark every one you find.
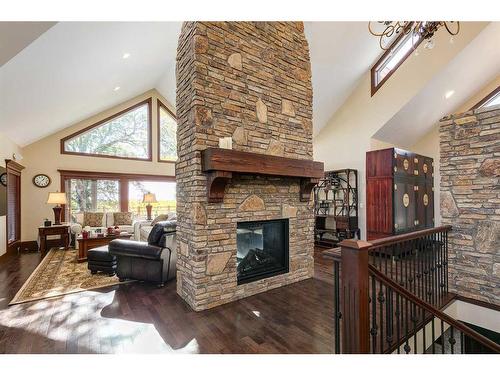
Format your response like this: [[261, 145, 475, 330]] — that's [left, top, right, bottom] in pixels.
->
[[175, 22, 315, 311], [439, 104, 500, 304]]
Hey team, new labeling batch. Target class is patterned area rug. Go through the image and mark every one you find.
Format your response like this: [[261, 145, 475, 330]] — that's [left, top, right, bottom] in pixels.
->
[[9, 248, 127, 305]]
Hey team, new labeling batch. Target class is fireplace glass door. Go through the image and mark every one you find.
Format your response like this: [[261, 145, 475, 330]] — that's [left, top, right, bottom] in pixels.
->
[[237, 218, 289, 284]]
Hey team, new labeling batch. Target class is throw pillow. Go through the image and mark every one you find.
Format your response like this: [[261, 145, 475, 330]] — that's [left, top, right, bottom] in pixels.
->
[[151, 214, 169, 226], [114, 212, 133, 226], [83, 212, 104, 227]]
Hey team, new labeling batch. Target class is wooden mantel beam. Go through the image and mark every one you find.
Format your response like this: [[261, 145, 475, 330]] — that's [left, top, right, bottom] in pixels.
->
[[201, 148, 324, 202]]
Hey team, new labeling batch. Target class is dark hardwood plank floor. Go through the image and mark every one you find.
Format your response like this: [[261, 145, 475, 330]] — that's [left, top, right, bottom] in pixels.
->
[[0, 248, 336, 354]]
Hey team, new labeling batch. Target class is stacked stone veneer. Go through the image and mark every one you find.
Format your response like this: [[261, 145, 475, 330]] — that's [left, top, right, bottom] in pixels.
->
[[439, 104, 500, 304], [175, 22, 315, 311]]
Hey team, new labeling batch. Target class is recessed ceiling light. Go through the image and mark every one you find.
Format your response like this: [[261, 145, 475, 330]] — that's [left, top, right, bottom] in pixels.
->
[[445, 90, 455, 99], [122, 53, 131, 59], [114, 86, 121, 92]]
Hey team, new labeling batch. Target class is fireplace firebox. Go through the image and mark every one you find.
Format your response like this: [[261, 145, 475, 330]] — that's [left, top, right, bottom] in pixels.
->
[[236, 219, 289, 285]]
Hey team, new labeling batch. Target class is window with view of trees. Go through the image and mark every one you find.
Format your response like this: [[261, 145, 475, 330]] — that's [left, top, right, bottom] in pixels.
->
[[64, 178, 120, 222], [158, 100, 177, 162], [62, 100, 152, 160], [128, 180, 176, 218]]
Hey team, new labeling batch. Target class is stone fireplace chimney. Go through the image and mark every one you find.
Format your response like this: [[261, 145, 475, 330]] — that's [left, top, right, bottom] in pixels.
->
[[176, 22, 315, 311]]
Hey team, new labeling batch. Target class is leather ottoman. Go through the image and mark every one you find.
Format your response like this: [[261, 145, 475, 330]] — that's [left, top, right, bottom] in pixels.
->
[[87, 245, 117, 276]]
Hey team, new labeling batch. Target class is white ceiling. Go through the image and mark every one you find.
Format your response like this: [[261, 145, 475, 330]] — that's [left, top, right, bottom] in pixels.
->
[[0, 22, 56, 67], [304, 22, 382, 135], [0, 21, 497, 148], [373, 22, 500, 147], [0, 22, 181, 146]]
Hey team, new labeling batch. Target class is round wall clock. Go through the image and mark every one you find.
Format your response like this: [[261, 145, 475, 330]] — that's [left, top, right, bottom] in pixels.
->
[[33, 174, 51, 188], [0, 173, 7, 187]]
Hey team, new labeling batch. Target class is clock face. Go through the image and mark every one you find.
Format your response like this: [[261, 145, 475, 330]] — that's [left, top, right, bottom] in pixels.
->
[[33, 174, 51, 188], [0, 173, 6, 187]]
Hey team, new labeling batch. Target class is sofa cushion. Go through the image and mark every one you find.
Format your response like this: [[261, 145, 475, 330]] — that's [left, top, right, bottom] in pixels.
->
[[151, 214, 169, 226], [115, 224, 134, 234], [83, 212, 105, 227], [114, 212, 133, 225]]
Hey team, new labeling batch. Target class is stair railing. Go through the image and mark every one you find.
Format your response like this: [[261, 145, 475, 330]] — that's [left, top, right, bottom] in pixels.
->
[[324, 225, 500, 354]]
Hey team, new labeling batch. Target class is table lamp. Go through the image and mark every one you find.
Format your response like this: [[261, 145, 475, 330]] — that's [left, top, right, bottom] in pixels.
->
[[143, 192, 157, 221], [47, 192, 67, 225]]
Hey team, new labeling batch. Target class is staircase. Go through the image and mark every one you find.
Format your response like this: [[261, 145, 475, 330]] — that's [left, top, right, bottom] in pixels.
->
[[324, 226, 500, 354]]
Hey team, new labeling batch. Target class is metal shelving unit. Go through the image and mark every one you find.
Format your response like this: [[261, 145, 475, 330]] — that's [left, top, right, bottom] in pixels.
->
[[313, 169, 360, 247]]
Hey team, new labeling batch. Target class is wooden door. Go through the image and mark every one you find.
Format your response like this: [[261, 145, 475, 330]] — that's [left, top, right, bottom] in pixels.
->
[[5, 160, 24, 253]]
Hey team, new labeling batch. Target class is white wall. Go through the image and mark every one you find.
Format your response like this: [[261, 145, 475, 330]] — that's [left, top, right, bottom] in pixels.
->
[[0, 131, 22, 257], [313, 23, 487, 239], [20, 89, 175, 242]]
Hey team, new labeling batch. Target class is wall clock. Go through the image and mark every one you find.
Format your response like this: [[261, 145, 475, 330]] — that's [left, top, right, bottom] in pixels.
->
[[33, 174, 51, 188], [0, 173, 6, 187]]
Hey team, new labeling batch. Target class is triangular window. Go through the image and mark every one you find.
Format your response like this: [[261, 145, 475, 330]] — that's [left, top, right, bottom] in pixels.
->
[[61, 99, 152, 160]]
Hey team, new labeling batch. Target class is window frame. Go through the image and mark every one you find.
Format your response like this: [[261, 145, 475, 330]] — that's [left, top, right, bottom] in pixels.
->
[[59, 169, 175, 221], [60, 98, 153, 161], [157, 99, 178, 164], [471, 86, 500, 110], [370, 24, 424, 96]]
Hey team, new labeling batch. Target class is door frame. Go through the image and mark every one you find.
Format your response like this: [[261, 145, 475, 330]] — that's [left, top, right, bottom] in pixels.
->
[[5, 159, 25, 253]]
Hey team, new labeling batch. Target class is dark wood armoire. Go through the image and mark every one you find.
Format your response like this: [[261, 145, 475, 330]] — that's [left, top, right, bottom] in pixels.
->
[[366, 148, 434, 241]]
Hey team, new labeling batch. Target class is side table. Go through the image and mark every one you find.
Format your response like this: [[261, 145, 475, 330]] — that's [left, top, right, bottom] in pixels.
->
[[38, 224, 70, 257]]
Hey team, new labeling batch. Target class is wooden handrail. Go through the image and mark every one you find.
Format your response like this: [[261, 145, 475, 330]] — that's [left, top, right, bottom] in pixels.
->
[[322, 247, 341, 261], [369, 225, 452, 249], [369, 264, 500, 353]]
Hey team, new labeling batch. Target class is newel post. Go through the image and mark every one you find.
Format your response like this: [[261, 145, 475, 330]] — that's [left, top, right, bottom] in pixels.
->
[[339, 239, 372, 354]]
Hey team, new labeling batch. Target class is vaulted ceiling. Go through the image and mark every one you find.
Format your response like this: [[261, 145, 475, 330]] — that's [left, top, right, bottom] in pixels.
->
[[0, 21, 498, 148]]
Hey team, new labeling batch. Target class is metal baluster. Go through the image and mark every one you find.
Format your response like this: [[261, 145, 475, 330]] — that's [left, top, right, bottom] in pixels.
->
[[412, 302, 417, 354], [445, 231, 449, 293], [396, 293, 401, 354], [334, 260, 340, 354], [438, 231, 442, 301], [461, 331, 465, 354], [422, 308, 426, 354], [449, 326, 456, 354], [431, 317, 436, 354], [433, 232, 438, 306], [404, 294, 410, 354], [379, 280, 384, 353], [371, 274, 377, 353], [441, 320, 445, 354], [425, 234, 430, 303]]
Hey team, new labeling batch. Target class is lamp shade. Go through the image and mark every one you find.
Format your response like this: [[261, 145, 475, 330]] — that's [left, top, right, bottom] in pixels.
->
[[142, 192, 157, 204], [47, 192, 67, 205]]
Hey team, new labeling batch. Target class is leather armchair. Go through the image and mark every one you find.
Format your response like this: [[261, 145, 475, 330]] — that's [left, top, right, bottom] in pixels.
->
[[108, 220, 177, 287]]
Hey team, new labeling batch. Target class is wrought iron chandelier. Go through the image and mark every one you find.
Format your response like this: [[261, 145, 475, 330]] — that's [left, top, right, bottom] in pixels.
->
[[368, 21, 460, 50]]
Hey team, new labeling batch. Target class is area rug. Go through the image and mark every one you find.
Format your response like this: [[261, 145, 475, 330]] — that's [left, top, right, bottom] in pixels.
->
[[9, 248, 128, 305]]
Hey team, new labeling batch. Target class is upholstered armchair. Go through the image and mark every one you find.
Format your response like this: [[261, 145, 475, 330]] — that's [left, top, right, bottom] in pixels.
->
[[108, 220, 177, 287]]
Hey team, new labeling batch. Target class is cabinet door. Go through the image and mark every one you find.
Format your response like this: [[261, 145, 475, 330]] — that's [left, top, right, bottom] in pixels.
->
[[394, 177, 416, 233], [415, 179, 435, 229], [366, 177, 393, 238], [394, 148, 415, 178], [417, 155, 434, 180], [415, 180, 426, 230], [424, 182, 434, 228]]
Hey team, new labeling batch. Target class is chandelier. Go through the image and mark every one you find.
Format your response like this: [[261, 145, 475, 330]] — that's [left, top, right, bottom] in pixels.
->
[[368, 21, 460, 50]]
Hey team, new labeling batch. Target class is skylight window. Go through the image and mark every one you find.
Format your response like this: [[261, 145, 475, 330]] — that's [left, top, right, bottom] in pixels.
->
[[473, 86, 500, 109], [371, 28, 423, 96]]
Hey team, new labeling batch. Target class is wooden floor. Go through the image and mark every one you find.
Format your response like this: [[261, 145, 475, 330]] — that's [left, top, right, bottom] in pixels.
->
[[0, 248, 336, 354]]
